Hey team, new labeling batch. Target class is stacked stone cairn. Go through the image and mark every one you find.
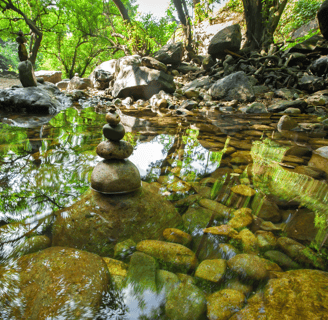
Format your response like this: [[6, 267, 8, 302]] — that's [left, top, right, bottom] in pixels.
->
[[16, 30, 38, 87], [90, 108, 141, 193]]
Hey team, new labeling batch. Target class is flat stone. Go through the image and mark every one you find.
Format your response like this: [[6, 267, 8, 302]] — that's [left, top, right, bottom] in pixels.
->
[[228, 208, 253, 230], [102, 123, 125, 141], [203, 225, 239, 238], [96, 140, 133, 160]]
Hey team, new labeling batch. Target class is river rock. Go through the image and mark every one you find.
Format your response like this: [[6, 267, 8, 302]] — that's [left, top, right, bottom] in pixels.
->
[[209, 71, 255, 102], [195, 259, 227, 283], [310, 56, 328, 76], [91, 159, 140, 193], [202, 54, 215, 70], [163, 228, 192, 246], [0, 84, 70, 114], [90, 59, 116, 89], [141, 56, 167, 72], [228, 208, 253, 230], [199, 198, 233, 219], [268, 99, 308, 113], [126, 252, 157, 292], [318, 0, 328, 40], [67, 74, 92, 90], [207, 289, 245, 320], [285, 209, 317, 242], [277, 115, 298, 131], [251, 195, 282, 222], [165, 282, 207, 320], [102, 123, 125, 141], [96, 140, 133, 160], [102, 257, 128, 289], [52, 183, 182, 257], [34, 70, 62, 84], [236, 228, 259, 254], [230, 269, 328, 319], [298, 74, 325, 92], [157, 269, 180, 294], [18, 60, 37, 87], [227, 254, 269, 282], [208, 24, 242, 59], [113, 239, 136, 260], [136, 240, 198, 272], [264, 250, 300, 270], [277, 237, 325, 269], [153, 42, 183, 66], [244, 102, 268, 113], [308, 146, 328, 175], [112, 64, 175, 100], [0, 247, 110, 319], [255, 231, 277, 251]]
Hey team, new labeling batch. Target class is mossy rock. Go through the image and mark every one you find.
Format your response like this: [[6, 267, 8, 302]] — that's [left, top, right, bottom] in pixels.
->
[[207, 289, 245, 320], [195, 259, 227, 283], [52, 183, 182, 257], [136, 240, 198, 273], [165, 282, 207, 320], [230, 269, 328, 319], [0, 247, 110, 319]]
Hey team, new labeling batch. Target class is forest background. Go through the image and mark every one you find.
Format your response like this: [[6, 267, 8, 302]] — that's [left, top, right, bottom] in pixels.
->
[[0, 0, 323, 79]]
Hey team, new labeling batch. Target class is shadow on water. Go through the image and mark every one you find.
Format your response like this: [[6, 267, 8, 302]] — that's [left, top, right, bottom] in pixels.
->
[[0, 105, 328, 318]]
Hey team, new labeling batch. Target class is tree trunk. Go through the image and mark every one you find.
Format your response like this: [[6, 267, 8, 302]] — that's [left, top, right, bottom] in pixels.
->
[[112, 0, 131, 23], [193, 0, 200, 7], [242, 0, 263, 50], [242, 0, 288, 51]]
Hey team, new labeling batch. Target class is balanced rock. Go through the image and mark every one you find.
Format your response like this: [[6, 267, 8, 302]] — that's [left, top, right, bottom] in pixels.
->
[[96, 140, 133, 160], [102, 123, 125, 141], [18, 60, 38, 87], [91, 159, 141, 194]]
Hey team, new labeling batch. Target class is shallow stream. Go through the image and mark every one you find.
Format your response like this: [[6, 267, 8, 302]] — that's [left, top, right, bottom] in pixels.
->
[[0, 103, 327, 319]]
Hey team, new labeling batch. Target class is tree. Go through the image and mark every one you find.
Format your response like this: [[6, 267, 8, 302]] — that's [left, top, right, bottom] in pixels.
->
[[172, 0, 193, 47], [242, 0, 288, 50]]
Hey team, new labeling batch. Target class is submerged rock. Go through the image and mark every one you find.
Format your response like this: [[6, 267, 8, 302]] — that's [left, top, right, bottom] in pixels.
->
[[136, 240, 198, 272], [209, 71, 255, 102], [207, 289, 245, 320], [52, 183, 182, 257], [0, 247, 110, 319], [230, 269, 328, 319], [165, 282, 207, 320]]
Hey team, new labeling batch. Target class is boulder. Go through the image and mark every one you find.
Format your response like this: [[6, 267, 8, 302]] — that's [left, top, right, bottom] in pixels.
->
[[0, 247, 110, 319], [0, 84, 70, 114], [52, 183, 182, 257], [34, 70, 62, 84], [67, 74, 92, 91], [209, 71, 255, 102], [230, 270, 328, 319], [56, 79, 69, 90], [153, 42, 183, 66], [318, 0, 328, 40], [18, 60, 37, 87], [208, 24, 242, 60], [112, 63, 175, 100], [89, 59, 116, 89]]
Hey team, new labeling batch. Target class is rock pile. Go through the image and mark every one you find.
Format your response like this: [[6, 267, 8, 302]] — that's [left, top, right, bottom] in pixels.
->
[[90, 108, 141, 193]]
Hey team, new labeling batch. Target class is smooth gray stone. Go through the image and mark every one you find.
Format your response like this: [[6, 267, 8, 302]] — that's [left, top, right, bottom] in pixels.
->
[[102, 123, 125, 141]]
